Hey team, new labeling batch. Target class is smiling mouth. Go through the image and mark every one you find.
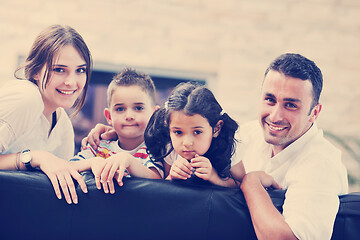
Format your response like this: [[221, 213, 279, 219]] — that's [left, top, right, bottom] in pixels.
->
[[266, 121, 288, 131], [57, 89, 76, 95]]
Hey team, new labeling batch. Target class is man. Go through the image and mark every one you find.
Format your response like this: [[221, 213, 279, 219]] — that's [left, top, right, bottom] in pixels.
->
[[239, 53, 348, 240]]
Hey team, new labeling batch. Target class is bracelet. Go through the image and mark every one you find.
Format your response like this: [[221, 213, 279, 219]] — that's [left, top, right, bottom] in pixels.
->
[[15, 152, 20, 171]]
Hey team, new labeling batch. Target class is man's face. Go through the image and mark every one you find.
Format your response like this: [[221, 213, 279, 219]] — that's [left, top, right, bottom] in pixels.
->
[[259, 70, 321, 156]]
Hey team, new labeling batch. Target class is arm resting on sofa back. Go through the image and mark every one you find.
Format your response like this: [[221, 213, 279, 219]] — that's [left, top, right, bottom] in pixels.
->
[[0, 170, 359, 240]]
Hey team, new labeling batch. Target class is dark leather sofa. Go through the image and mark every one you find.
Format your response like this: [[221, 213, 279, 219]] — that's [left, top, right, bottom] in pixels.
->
[[0, 170, 359, 240]]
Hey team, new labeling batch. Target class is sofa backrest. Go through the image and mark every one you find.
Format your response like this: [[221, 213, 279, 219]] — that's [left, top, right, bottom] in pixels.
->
[[0, 170, 359, 240]]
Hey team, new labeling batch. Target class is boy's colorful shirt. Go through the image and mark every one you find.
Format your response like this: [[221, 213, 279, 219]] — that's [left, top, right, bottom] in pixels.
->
[[71, 140, 164, 178]]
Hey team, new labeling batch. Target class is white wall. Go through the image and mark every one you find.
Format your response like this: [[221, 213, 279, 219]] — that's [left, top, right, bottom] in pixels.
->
[[1, 0, 359, 189]]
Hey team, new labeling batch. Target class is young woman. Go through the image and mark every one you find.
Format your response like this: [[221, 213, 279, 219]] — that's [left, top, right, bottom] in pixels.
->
[[0, 24, 92, 204]]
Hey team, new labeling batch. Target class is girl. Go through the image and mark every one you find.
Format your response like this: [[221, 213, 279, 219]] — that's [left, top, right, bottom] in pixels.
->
[[0, 25, 92, 204], [145, 82, 245, 187]]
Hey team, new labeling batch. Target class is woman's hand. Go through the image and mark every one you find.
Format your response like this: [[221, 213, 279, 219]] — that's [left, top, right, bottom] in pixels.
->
[[168, 157, 193, 180], [81, 124, 117, 150], [33, 150, 88, 204], [190, 155, 216, 181]]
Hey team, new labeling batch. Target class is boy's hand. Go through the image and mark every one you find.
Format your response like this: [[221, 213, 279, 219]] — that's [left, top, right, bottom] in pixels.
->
[[90, 157, 107, 191], [190, 155, 216, 181], [81, 124, 117, 150], [169, 157, 193, 180], [92, 153, 132, 194]]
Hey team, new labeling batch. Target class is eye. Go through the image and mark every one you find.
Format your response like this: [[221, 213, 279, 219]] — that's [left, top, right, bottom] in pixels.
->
[[265, 97, 276, 105], [135, 106, 144, 111], [194, 130, 202, 135], [173, 130, 182, 136], [285, 102, 297, 110], [52, 67, 65, 73], [76, 67, 86, 74], [115, 106, 125, 112]]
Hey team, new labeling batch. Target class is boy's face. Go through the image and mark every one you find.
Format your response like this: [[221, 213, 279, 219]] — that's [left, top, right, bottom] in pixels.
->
[[104, 85, 157, 149]]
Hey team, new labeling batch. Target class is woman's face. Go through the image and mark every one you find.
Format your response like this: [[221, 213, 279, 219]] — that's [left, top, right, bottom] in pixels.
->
[[34, 45, 87, 118]]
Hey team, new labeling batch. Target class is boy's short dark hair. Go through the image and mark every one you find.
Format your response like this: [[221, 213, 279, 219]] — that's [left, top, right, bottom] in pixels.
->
[[107, 68, 157, 106]]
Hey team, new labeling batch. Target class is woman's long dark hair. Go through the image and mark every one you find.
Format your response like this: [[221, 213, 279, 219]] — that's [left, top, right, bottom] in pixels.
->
[[14, 24, 92, 116], [145, 82, 238, 178]]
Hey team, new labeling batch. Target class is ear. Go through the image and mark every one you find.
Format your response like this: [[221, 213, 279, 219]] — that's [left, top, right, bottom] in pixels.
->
[[104, 108, 112, 126], [32, 73, 40, 82], [213, 120, 224, 138], [153, 105, 160, 113], [309, 103, 322, 123]]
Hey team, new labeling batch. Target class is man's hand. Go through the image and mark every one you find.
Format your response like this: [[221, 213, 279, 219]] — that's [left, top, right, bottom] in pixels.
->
[[81, 124, 117, 150], [243, 171, 282, 190], [240, 171, 297, 240]]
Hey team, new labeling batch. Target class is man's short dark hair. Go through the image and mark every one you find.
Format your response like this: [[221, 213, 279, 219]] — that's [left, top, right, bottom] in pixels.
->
[[264, 53, 323, 110]]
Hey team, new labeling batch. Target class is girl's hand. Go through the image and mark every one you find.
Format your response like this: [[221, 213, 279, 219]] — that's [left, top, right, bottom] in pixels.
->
[[36, 151, 88, 205], [190, 155, 216, 181], [169, 157, 193, 180]]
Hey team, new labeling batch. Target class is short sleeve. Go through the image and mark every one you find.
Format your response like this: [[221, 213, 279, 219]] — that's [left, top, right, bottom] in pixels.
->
[[135, 146, 164, 178], [0, 81, 43, 152], [70, 145, 96, 161], [163, 150, 178, 166]]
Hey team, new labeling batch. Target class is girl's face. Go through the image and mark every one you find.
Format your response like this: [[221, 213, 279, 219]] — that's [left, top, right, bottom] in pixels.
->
[[169, 111, 215, 160], [34, 45, 87, 118]]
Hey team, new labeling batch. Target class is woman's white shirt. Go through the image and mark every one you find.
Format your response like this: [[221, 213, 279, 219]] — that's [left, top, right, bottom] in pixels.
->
[[0, 80, 74, 159]]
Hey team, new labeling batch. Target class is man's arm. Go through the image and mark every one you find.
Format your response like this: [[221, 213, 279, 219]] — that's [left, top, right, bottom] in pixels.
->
[[205, 161, 245, 188], [240, 171, 297, 240]]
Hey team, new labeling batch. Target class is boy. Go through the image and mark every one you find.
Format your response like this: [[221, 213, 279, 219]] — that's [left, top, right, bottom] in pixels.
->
[[71, 68, 163, 194]]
